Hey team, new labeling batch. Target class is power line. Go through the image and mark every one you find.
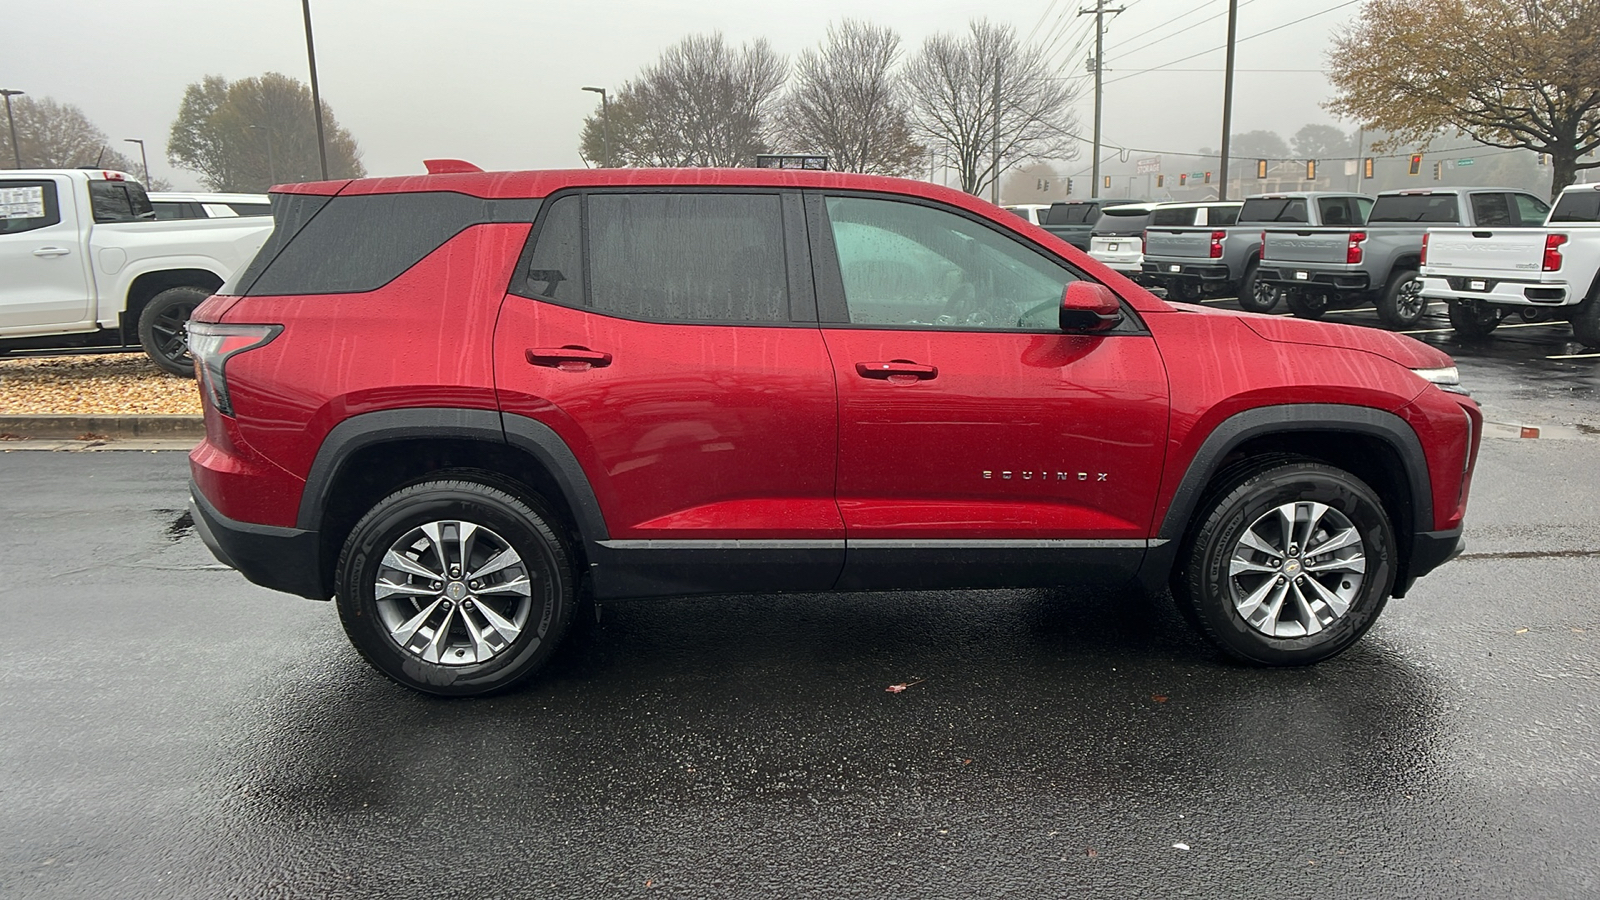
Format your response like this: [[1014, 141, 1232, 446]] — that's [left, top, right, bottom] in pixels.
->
[[1107, 0, 1262, 60], [1103, 0, 1217, 52], [1103, 0, 1362, 85]]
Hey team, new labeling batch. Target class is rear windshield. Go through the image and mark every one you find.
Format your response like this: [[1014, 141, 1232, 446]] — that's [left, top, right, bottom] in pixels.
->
[[1092, 209, 1154, 235], [1045, 203, 1097, 225], [1206, 205, 1240, 226], [1369, 194, 1459, 223], [1550, 190, 1600, 223], [1239, 197, 1308, 223], [1149, 207, 1196, 227]]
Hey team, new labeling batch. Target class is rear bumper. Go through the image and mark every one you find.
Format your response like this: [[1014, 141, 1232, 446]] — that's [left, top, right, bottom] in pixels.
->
[[1418, 275, 1574, 307], [190, 484, 329, 600], [1259, 265, 1370, 293], [1143, 260, 1231, 283]]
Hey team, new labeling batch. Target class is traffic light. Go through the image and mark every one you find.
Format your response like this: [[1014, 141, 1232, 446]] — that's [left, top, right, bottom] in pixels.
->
[[1066, 177, 1074, 194], [1432, 161, 1443, 180], [1104, 175, 1111, 189], [1364, 157, 1374, 179], [1179, 173, 1188, 186], [1538, 153, 1549, 166], [1409, 154, 1423, 175], [1156, 174, 1164, 188], [1306, 160, 1316, 180], [1204, 171, 1212, 184], [1257, 159, 1268, 178]]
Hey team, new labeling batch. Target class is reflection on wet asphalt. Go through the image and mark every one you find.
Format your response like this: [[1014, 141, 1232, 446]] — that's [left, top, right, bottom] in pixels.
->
[[4, 327, 1600, 896]]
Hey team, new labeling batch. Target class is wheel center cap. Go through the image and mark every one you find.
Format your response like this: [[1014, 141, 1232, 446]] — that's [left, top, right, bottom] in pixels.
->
[[445, 581, 468, 600], [1283, 559, 1302, 576]]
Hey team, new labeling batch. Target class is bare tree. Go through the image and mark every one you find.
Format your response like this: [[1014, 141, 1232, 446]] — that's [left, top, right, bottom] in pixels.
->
[[0, 95, 167, 185], [580, 33, 787, 167], [777, 20, 923, 176], [902, 19, 1079, 197]]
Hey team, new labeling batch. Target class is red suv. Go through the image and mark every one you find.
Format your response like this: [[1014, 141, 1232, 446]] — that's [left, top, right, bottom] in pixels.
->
[[188, 162, 1480, 696]]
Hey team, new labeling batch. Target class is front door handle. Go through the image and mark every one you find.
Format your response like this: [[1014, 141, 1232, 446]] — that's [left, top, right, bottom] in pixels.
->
[[32, 247, 70, 258], [526, 346, 613, 369], [855, 359, 938, 380]]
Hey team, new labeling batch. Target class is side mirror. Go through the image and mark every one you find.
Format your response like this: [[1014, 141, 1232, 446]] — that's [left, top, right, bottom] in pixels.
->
[[1060, 281, 1123, 333]]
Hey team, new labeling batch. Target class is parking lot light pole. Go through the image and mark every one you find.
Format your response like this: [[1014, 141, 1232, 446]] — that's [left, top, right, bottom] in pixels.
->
[[582, 87, 610, 168], [2, 89, 23, 169], [301, 0, 330, 180], [123, 138, 150, 185]]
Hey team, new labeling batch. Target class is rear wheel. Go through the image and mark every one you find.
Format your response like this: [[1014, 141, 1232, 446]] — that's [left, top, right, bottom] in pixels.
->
[[335, 479, 575, 696], [138, 285, 209, 377], [1447, 300, 1503, 338], [1572, 297, 1600, 348], [1284, 289, 1328, 320], [1377, 268, 1427, 328], [1167, 279, 1203, 303], [1173, 460, 1395, 666], [1237, 266, 1280, 313]]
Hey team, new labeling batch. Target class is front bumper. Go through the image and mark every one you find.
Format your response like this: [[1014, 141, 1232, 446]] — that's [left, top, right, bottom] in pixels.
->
[[190, 484, 329, 600]]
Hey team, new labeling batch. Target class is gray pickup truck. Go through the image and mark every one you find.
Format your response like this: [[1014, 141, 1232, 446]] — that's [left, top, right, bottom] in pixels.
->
[[1142, 193, 1372, 311], [1259, 187, 1551, 327], [1038, 200, 1111, 251]]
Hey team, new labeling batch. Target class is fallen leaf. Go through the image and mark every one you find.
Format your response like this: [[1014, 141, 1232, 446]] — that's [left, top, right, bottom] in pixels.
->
[[886, 678, 925, 693], [1572, 627, 1586, 634], [1151, 694, 1168, 703], [1086, 848, 1098, 858], [1172, 842, 1190, 851], [1515, 627, 1530, 634], [645, 880, 653, 888]]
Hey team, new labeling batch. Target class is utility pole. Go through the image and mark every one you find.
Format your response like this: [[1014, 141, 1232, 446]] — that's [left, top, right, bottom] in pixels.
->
[[1079, 0, 1124, 199], [1217, 0, 1240, 200], [301, 0, 330, 180], [1, 89, 23, 169]]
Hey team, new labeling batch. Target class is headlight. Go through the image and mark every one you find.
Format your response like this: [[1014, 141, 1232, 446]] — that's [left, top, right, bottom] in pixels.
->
[[1412, 365, 1469, 395]]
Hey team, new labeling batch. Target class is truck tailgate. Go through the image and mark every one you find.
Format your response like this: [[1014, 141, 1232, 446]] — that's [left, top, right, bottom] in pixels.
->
[[1424, 227, 1546, 277], [1262, 230, 1349, 265], [1143, 229, 1212, 260]]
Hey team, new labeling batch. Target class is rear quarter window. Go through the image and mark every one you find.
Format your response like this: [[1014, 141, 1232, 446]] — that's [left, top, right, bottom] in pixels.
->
[[89, 181, 155, 222]]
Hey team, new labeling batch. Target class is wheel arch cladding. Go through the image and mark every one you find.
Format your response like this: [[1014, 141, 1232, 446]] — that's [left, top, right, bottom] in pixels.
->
[[123, 269, 224, 339]]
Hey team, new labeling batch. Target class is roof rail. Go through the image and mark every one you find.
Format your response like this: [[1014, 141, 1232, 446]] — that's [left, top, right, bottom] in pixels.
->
[[424, 159, 484, 174]]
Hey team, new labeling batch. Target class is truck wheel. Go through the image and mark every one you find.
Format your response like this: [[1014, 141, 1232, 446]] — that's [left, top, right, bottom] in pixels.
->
[[138, 285, 210, 377], [1168, 279, 1202, 303], [1447, 301, 1503, 339], [1173, 460, 1395, 666], [1284, 289, 1328, 320], [1377, 269, 1428, 328], [1237, 266, 1280, 313], [335, 478, 575, 696], [1571, 297, 1600, 348]]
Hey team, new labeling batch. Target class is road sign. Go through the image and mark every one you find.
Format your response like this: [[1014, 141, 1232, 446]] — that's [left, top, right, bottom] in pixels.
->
[[1136, 156, 1161, 174], [1456, 158, 1476, 167]]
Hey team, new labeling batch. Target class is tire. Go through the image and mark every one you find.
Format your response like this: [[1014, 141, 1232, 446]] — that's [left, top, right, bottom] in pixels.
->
[[1236, 266, 1280, 313], [1447, 300, 1502, 339], [1168, 279, 1203, 303], [1571, 297, 1600, 348], [335, 478, 575, 696], [1376, 268, 1428, 329], [1173, 460, 1396, 666], [1284, 289, 1328, 320], [138, 285, 209, 377]]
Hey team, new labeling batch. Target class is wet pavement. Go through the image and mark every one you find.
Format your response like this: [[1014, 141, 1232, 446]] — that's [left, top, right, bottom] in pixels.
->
[[4, 319, 1600, 898]]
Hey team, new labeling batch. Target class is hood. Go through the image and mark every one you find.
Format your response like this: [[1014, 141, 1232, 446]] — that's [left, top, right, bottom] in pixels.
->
[[1167, 304, 1454, 369]]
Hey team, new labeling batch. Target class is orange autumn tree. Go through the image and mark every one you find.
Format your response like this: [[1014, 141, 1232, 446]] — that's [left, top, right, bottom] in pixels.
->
[[1326, 0, 1600, 196]]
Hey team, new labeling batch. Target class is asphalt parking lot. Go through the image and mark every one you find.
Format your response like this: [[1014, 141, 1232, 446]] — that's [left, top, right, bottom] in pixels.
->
[[3, 305, 1599, 899]]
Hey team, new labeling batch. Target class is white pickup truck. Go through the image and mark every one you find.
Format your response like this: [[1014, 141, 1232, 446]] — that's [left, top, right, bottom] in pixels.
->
[[0, 169, 271, 375], [1419, 183, 1600, 343]]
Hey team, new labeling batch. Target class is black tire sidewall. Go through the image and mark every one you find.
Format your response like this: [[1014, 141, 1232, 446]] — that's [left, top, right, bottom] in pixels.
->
[[335, 481, 573, 696], [1184, 464, 1395, 666], [138, 286, 208, 377], [1448, 301, 1501, 338], [1378, 269, 1426, 328], [1237, 266, 1278, 313], [1285, 289, 1327, 319]]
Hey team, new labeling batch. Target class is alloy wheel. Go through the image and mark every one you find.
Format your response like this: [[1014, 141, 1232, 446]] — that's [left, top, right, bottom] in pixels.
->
[[1227, 501, 1367, 638]]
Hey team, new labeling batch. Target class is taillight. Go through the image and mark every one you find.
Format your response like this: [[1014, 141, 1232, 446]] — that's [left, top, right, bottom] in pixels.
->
[[1421, 232, 1429, 265], [187, 322, 282, 417], [1544, 233, 1568, 272], [1142, 230, 1149, 248], [1347, 231, 1366, 265], [1209, 230, 1226, 259]]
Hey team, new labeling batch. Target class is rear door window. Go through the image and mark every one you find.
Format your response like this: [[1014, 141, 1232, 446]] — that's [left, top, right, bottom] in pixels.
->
[[1511, 193, 1551, 226], [1469, 192, 1514, 227], [0, 180, 62, 235]]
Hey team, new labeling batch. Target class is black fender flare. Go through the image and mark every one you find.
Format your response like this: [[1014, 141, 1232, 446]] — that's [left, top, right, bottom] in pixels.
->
[[1136, 403, 1431, 591]]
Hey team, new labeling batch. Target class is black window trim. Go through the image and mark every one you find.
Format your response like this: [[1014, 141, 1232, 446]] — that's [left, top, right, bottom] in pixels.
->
[[804, 188, 1149, 336], [505, 186, 821, 328]]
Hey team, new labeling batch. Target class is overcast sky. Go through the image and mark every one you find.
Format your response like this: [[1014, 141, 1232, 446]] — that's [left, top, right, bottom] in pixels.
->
[[6, 0, 1361, 190]]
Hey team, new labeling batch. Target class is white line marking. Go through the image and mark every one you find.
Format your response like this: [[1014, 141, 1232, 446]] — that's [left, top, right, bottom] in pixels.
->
[[1546, 353, 1600, 360], [1402, 321, 1567, 335]]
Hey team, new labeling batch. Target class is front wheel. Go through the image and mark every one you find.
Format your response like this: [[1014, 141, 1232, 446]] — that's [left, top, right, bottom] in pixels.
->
[[138, 285, 210, 377], [1571, 297, 1600, 348], [1377, 268, 1428, 328], [1447, 300, 1503, 338], [1284, 289, 1328, 320], [335, 479, 575, 696], [1237, 267, 1280, 313], [1173, 461, 1396, 666]]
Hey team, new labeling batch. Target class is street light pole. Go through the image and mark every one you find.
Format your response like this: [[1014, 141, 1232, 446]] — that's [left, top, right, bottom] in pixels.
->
[[301, 0, 330, 180], [1, 89, 23, 169], [123, 138, 150, 185], [581, 86, 610, 167]]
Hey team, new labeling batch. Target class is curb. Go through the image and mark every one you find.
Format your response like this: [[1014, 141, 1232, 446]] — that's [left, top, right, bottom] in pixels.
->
[[0, 414, 204, 441]]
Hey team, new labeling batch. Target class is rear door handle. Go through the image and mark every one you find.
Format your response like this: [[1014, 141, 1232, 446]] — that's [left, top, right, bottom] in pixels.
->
[[525, 346, 612, 369], [32, 247, 70, 258], [855, 359, 938, 380]]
